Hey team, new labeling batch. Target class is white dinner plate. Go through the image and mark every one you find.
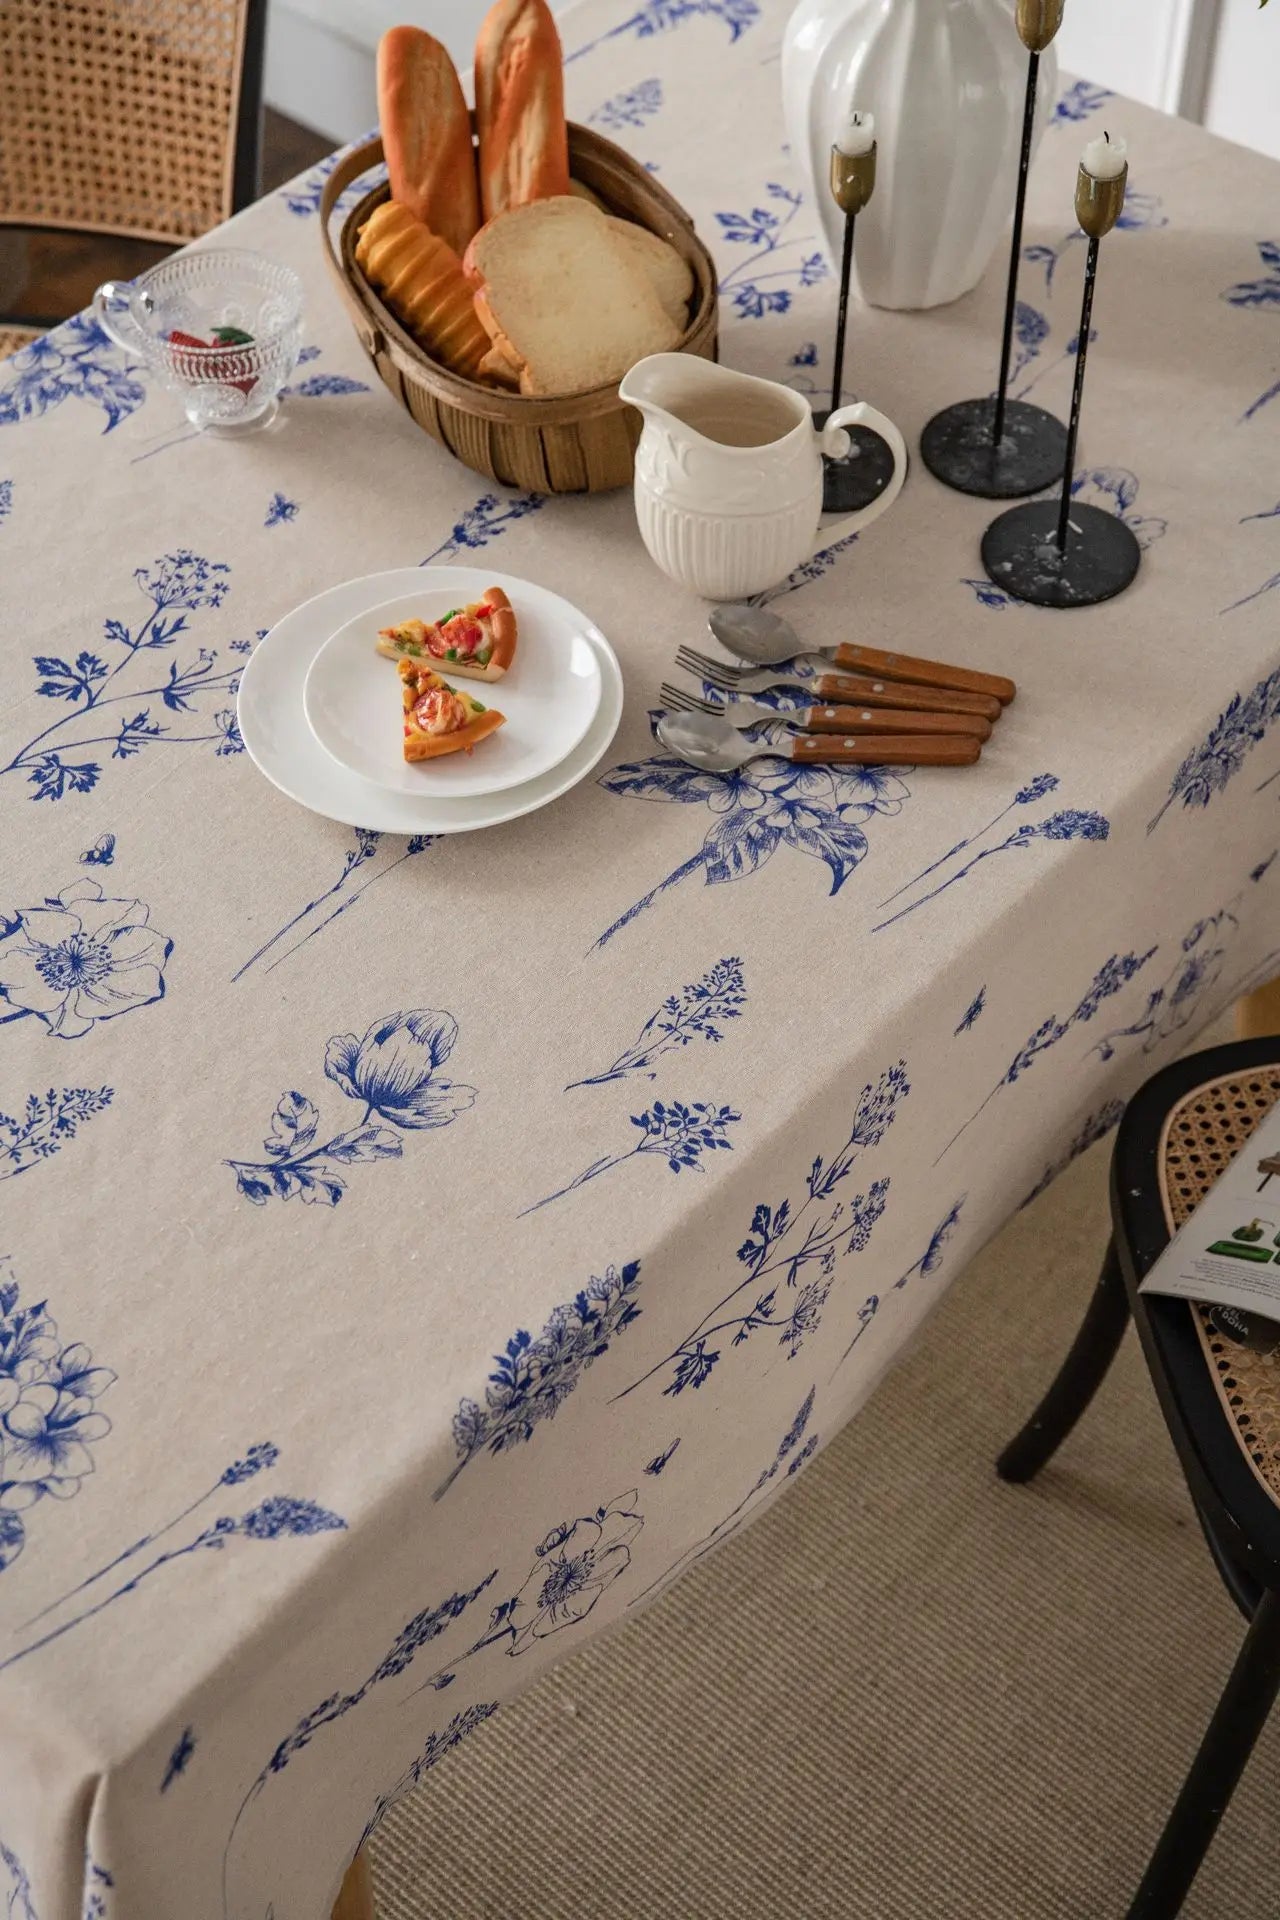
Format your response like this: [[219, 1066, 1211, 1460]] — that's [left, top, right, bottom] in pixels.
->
[[303, 583, 603, 799], [237, 567, 624, 834]]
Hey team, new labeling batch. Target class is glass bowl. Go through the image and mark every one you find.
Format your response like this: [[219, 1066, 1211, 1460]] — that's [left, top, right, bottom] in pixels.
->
[[93, 248, 303, 433]]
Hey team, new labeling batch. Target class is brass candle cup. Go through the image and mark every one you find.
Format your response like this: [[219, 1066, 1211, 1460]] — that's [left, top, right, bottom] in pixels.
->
[[1075, 161, 1128, 238], [830, 144, 876, 217], [1015, 0, 1065, 53]]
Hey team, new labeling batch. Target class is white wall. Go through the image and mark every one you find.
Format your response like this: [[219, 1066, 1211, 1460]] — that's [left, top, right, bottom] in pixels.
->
[[266, 0, 1280, 159]]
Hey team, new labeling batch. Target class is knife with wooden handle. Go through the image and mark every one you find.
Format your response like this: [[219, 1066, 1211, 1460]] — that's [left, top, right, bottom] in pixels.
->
[[814, 673, 1002, 722], [829, 645, 1017, 706], [803, 704, 991, 740], [789, 733, 982, 767]]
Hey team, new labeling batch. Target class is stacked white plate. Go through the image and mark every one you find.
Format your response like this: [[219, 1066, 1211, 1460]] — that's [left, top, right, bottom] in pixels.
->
[[237, 567, 624, 833]]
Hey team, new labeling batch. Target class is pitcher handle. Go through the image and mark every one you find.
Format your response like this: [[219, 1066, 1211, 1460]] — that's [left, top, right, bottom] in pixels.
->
[[93, 279, 153, 354], [808, 403, 908, 555]]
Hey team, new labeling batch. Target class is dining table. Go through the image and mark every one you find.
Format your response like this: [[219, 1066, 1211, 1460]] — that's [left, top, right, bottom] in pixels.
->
[[2, 0, 1280, 1912]]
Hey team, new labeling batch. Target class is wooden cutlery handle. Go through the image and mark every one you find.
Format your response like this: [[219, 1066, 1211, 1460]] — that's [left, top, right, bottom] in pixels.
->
[[790, 733, 982, 767], [804, 704, 991, 741], [815, 673, 1001, 721], [830, 644, 1016, 706]]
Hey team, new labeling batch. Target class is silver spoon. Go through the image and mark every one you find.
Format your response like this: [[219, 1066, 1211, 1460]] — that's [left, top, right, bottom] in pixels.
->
[[708, 603, 1017, 706], [655, 711, 981, 774]]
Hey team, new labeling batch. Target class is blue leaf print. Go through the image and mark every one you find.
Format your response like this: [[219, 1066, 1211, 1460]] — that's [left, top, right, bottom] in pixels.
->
[[1023, 1100, 1125, 1207], [1091, 905, 1241, 1063], [565, 0, 758, 63], [714, 178, 820, 324], [357, 1705, 499, 1851], [160, 1725, 197, 1792], [420, 488, 545, 564], [264, 492, 299, 528], [567, 956, 746, 1087], [873, 810, 1109, 932], [955, 988, 986, 1034], [589, 77, 663, 130], [1222, 242, 1280, 420], [520, 1101, 740, 1215], [0, 879, 173, 1041], [231, 831, 434, 982], [0, 1084, 113, 1182], [0, 1262, 115, 1577], [228, 1009, 475, 1207], [439, 1262, 641, 1497], [3, 550, 239, 803], [593, 745, 908, 948], [1149, 667, 1280, 829], [620, 1063, 907, 1398], [0, 311, 148, 435]]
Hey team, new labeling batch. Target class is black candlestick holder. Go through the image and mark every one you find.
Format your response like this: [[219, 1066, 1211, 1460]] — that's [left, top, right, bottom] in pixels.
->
[[921, 0, 1067, 499], [814, 133, 899, 513], [981, 144, 1141, 610]]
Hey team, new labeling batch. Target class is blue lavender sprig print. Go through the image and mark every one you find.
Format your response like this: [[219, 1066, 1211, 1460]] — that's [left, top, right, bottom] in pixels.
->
[[619, 1063, 907, 1399], [1, 550, 240, 804], [1148, 667, 1280, 830], [264, 493, 298, 528], [229, 1009, 475, 1207], [231, 832, 435, 982], [439, 1262, 642, 1497], [0, 879, 172, 1040], [1222, 241, 1280, 421], [872, 810, 1110, 932], [0, 1265, 115, 1577], [1, 1085, 113, 1182], [161, 1726, 196, 1792], [878, 774, 1059, 908], [565, 0, 759, 64], [940, 950, 1157, 1161], [1052, 80, 1114, 126], [1224, 502, 1280, 614], [715, 182, 827, 322], [20, 1442, 277, 1627], [589, 78, 663, 130], [520, 1101, 740, 1216], [1091, 907, 1239, 1062], [0, 311, 147, 434], [955, 988, 986, 1035], [422, 490, 545, 565], [567, 956, 746, 1088], [1, 1497, 346, 1675], [1023, 1101, 1124, 1207], [358, 1705, 499, 1852], [593, 748, 909, 948], [829, 1193, 969, 1376]]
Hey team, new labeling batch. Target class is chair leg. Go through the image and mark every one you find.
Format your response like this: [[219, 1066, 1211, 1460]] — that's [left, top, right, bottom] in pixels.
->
[[1127, 1586, 1280, 1919], [996, 1236, 1130, 1483], [332, 1849, 375, 1920]]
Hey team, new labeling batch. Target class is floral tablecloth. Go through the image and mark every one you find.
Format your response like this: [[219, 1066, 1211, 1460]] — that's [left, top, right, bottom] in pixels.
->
[[2, 2, 1279, 1913]]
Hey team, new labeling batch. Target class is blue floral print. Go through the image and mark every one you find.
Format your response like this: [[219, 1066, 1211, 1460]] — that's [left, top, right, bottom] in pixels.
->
[[0, 312, 147, 435], [872, 809, 1110, 932], [278, 145, 382, 218], [941, 950, 1157, 1160], [955, 988, 986, 1034], [79, 835, 116, 868], [619, 1063, 907, 1399], [231, 833, 435, 982], [1024, 184, 1167, 293], [879, 774, 1059, 908], [1222, 241, 1280, 421], [0, 479, 11, 524], [594, 744, 909, 948], [440, 1262, 642, 1498], [82, 1860, 112, 1919], [715, 182, 826, 322], [590, 78, 664, 129], [567, 956, 746, 1088], [964, 470, 1166, 609], [0, 1265, 114, 1576], [1148, 666, 1280, 830], [520, 1101, 740, 1215], [161, 1726, 196, 1792], [1, 1840, 37, 1920], [357, 1705, 499, 1852], [566, 0, 758, 64], [1052, 80, 1114, 126], [264, 492, 298, 528], [1023, 1100, 1125, 1207], [421, 489, 546, 565], [278, 373, 369, 399], [1, 1496, 345, 1676], [893, 1198, 967, 1293], [2, 549, 241, 804], [1224, 502, 1280, 614], [228, 1009, 475, 1208], [0, 880, 172, 1040], [0, 1085, 113, 1183], [1091, 906, 1239, 1062], [644, 1437, 681, 1475]]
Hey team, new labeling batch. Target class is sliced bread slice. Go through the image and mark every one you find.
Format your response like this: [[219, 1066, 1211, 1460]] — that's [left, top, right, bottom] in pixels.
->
[[607, 218, 694, 329], [464, 195, 680, 396]]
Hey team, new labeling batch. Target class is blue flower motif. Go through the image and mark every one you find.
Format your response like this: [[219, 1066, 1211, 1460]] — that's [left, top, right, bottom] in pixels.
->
[[0, 479, 11, 524], [1092, 905, 1239, 1063], [505, 1493, 643, 1653], [358, 1704, 499, 1851], [590, 77, 664, 129], [1024, 1100, 1125, 1206], [1052, 80, 1114, 125], [565, 0, 759, 63], [1, 1840, 37, 1920], [161, 1726, 196, 1791], [0, 879, 173, 1039], [1223, 241, 1280, 421], [875, 797, 1107, 931], [521, 1100, 740, 1215], [278, 144, 383, 217], [422, 489, 546, 564], [568, 956, 746, 1087], [281, 372, 370, 399], [644, 1437, 681, 1475], [955, 988, 986, 1034], [789, 342, 818, 368], [83, 1856, 113, 1918], [0, 1085, 113, 1182], [213, 709, 243, 757], [264, 492, 299, 528], [0, 311, 148, 434], [1149, 667, 1280, 829]]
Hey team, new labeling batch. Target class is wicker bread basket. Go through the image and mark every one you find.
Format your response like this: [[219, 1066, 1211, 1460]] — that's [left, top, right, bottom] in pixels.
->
[[320, 128, 719, 494]]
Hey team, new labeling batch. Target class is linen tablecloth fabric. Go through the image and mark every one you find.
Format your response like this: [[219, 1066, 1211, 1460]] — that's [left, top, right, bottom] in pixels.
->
[[1, 4, 1279, 1911]]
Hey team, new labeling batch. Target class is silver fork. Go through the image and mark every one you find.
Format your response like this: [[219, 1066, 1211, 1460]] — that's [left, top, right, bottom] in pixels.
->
[[660, 682, 798, 730], [674, 645, 818, 694]]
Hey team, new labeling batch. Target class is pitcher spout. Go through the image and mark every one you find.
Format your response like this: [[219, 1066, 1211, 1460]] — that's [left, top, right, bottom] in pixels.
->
[[618, 352, 694, 427]]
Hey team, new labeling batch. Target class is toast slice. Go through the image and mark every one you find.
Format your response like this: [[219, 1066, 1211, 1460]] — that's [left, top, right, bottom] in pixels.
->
[[378, 587, 517, 683], [607, 218, 694, 329], [400, 659, 505, 761], [464, 196, 680, 396]]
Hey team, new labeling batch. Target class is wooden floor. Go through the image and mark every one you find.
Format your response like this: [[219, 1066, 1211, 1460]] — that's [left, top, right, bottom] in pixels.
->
[[0, 110, 333, 328]]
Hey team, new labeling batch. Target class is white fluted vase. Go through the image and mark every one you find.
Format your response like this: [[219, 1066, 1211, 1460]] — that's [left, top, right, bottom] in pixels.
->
[[781, 0, 1057, 311]]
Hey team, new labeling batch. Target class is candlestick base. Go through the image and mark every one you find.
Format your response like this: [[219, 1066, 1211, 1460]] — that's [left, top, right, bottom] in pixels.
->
[[981, 499, 1141, 609], [814, 408, 903, 513], [920, 397, 1067, 499]]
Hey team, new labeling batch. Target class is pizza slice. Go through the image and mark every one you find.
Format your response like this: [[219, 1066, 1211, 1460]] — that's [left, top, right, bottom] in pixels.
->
[[400, 658, 505, 761], [378, 585, 517, 682]]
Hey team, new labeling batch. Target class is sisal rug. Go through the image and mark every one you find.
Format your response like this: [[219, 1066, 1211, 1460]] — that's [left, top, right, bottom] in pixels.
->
[[370, 1120, 1280, 1919]]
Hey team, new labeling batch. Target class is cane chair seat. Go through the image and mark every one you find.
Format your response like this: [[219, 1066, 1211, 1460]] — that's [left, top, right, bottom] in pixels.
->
[[1160, 1065, 1280, 1507]]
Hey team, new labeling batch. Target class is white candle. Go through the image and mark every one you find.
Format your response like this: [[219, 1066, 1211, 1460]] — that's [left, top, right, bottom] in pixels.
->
[[1082, 131, 1128, 180], [836, 109, 875, 158]]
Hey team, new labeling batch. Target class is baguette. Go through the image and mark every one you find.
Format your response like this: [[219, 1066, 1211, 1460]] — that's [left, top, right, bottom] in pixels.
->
[[377, 26, 480, 258], [356, 201, 491, 380], [474, 0, 571, 220]]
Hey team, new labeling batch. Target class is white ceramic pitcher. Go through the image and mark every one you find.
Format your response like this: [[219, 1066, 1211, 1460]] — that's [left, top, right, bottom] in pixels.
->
[[620, 355, 906, 600]]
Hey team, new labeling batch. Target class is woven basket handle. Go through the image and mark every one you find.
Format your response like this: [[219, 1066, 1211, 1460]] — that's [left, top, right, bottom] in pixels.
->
[[319, 136, 387, 356]]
